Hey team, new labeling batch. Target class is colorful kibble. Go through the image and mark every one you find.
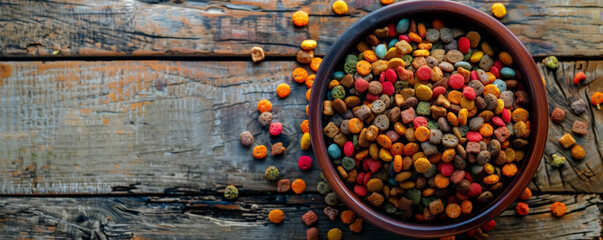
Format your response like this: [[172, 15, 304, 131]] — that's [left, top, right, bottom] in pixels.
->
[[542, 56, 559, 69], [277, 179, 291, 192], [292, 10, 309, 27], [302, 210, 318, 226], [257, 99, 272, 113], [292, 179, 306, 194], [269, 122, 283, 136], [551, 202, 567, 217], [240, 131, 254, 147], [327, 228, 342, 240], [224, 185, 239, 199], [253, 145, 268, 159], [250, 47, 265, 62], [591, 91, 603, 110], [268, 209, 285, 224], [271, 142, 286, 156], [298, 156, 313, 170], [516, 202, 529, 215], [550, 154, 566, 167], [332, 0, 348, 15]]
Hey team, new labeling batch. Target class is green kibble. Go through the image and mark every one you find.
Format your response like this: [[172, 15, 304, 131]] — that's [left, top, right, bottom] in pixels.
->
[[357, 52, 364, 60], [402, 55, 413, 67], [427, 120, 438, 129], [543, 56, 559, 69], [345, 54, 358, 62], [317, 181, 332, 195], [265, 166, 280, 181], [384, 202, 398, 214], [407, 189, 422, 205], [551, 154, 566, 167], [331, 85, 346, 100], [422, 196, 438, 207], [325, 192, 339, 206], [224, 185, 239, 200], [432, 41, 443, 49], [463, 48, 473, 61], [416, 101, 432, 116], [344, 60, 358, 74], [342, 157, 356, 171], [459, 125, 469, 137], [411, 42, 418, 51], [395, 81, 409, 93]]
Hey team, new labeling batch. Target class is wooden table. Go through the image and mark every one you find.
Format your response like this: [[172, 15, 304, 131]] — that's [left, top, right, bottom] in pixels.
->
[[0, 0, 601, 239]]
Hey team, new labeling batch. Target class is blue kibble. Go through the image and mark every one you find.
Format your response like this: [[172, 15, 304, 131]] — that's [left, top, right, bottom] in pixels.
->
[[493, 79, 507, 92], [388, 178, 397, 186], [388, 163, 396, 176], [375, 44, 387, 59], [500, 67, 516, 79], [327, 91, 333, 101], [327, 143, 342, 159], [388, 39, 399, 49], [454, 61, 472, 71], [396, 18, 410, 33], [333, 71, 345, 80]]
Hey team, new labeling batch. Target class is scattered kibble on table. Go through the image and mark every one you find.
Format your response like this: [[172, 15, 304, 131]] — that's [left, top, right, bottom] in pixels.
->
[[250, 47, 265, 62], [271, 142, 286, 156], [239, 131, 254, 147], [491, 3, 507, 18], [542, 56, 559, 69], [224, 185, 239, 199], [332, 0, 348, 15], [301, 210, 318, 226], [591, 91, 603, 110], [292, 10, 309, 27], [301, 40, 317, 51], [571, 120, 588, 135], [551, 202, 567, 217], [558, 134, 576, 149], [550, 154, 566, 167], [277, 179, 291, 192], [349, 218, 363, 233], [298, 156, 313, 170], [327, 228, 343, 240], [573, 71, 586, 85], [257, 99, 272, 113], [253, 145, 267, 159], [265, 166, 280, 181], [292, 179, 307, 194], [550, 107, 565, 124], [570, 145, 585, 160], [258, 112, 273, 126], [306, 227, 319, 240], [519, 187, 532, 201], [269, 122, 283, 136], [268, 209, 285, 224], [293, 68, 308, 83], [276, 83, 291, 98], [516, 202, 529, 215]]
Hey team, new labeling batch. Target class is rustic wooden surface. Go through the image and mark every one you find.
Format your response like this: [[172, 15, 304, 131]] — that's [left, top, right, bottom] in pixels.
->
[[0, 194, 600, 239], [0, 0, 601, 239], [0, 0, 602, 57]]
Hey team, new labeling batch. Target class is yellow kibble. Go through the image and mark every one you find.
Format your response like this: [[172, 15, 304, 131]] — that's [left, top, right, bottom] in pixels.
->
[[399, 181, 416, 189], [379, 148, 393, 162], [469, 50, 484, 63], [491, 3, 507, 18], [416, 85, 433, 101], [414, 158, 432, 173], [332, 0, 348, 15], [413, 49, 430, 57], [301, 40, 317, 51], [483, 174, 500, 185], [484, 163, 494, 174], [495, 99, 505, 115], [301, 132, 311, 150]]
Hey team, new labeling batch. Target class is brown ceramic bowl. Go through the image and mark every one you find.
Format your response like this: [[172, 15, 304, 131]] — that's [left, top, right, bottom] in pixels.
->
[[309, 0, 547, 238]]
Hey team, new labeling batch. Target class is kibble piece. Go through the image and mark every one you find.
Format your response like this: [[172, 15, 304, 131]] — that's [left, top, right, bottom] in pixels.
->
[[224, 185, 239, 199], [306, 227, 319, 240], [302, 210, 318, 226], [551, 154, 566, 167], [571, 120, 588, 135], [324, 206, 339, 220], [570, 145, 586, 160], [558, 134, 576, 148], [251, 47, 265, 62], [277, 179, 291, 192], [240, 131, 253, 146], [551, 108, 565, 124], [571, 99, 587, 114], [271, 142, 286, 156], [327, 228, 343, 240]]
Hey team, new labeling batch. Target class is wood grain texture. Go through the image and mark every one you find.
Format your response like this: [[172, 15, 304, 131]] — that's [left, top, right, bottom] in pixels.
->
[[0, 60, 601, 195], [0, 194, 600, 239], [0, 0, 601, 57], [530, 61, 603, 193]]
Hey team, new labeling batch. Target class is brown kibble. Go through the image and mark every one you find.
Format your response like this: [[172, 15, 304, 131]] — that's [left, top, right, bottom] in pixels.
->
[[297, 50, 314, 64], [558, 134, 576, 149], [570, 144, 586, 160], [340, 210, 356, 224], [271, 142, 286, 156], [367, 192, 385, 207], [349, 218, 363, 233], [306, 227, 319, 240], [301, 210, 318, 226], [550, 108, 565, 124], [277, 179, 291, 192], [571, 120, 588, 135], [251, 47, 265, 62], [324, 207, 339, 221]]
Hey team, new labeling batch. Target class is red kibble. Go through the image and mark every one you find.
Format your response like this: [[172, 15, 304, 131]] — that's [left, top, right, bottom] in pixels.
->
[[464, 172, 473, 182], [448, 74, 465, 89], [388, 23, 397, 37], [344, 141, 355, 157], [399, 35, 411, 42], [382, 81, 395, 95], [466, 131, 483, 142], [440, 162, 454, 177], [357, 172, 365, 185], [363, 172, 372, 185], [502, 108, 511, 123], [298, 156, 313, 170], [516, 202, 529, 215], [481, 220, 496, 232], [463, 86, 476, 100], [458, 37, 470, 54], [362, 159, 370, 172], [355, 78, 369, 92], [413, 117, 428, 129], [416, 65, 433, 81], [490, 66, 500, 79], [493, 60, 504, 69], [450, 170, 465, 183], [379, 72, 386, 83], [492, 116, 505, 127], [367, 159, 381, 173], [467, 183, 482, 197], [354, 184, 368, 197], [269, 122, 283, 136], [470, 70, 478, 80], [366, 93, 379, 101], [432, 86, 446, 98], [385, 69, 397, 83], [574, 72, 586, 85]]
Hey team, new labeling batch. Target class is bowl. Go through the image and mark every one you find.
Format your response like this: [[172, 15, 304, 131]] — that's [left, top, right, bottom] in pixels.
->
[[309, 0, 548, 238]]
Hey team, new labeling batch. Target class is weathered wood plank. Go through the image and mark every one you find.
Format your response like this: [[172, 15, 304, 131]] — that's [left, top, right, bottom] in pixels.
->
[[0, 0, 601, 58], [530, 60, 603, 193], [0, 194, 600, 239], [0, 60, 601, 195]]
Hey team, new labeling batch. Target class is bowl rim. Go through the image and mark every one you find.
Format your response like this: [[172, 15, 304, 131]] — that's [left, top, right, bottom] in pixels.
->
[[309, 0, 548, 238]]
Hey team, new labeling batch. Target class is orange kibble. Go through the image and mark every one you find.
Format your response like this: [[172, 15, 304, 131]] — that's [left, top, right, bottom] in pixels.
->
[[253, 145, 268, 159], [502, 163, 518, 177], [276, 83, 291, 98], [483, 84, 500, 98], [422, 188, 435, 197], [306, 88, 311, 101], [306, 74, 315, 88], [415, 126, 431, 142], [328, 79, 340, 90], [394, 121, 407, 135], [551, 202, 567, 217], [408, 32, 422, 43], [483, 174, 500, 185], [390, 143, 405, 156], [257, 99, 272, 113], [348, 118, 364, 134], [380, 0, 394, 5], [310, 57, 322, 72], [456, 191, 469, 201], [447, 112, 459, 126], [356, 60, 372, 75], [445, 203, 461, 219], [479, 123, 494, 137], [519, 187, 532, 201], [434, 173, 450, 189], [291, 179, 306, 194], [461, 200, 473, 215], [432, 19, 444, 30], [377, 134, 392, 149], [428, 152, 442, 164], [516, 202, 529, 215], [417, 23, 426, 38], [293, 68, 308, 83], [349, 218, 363, 233], [442, 149, 456, 163], [393, 155, 403, 173], [300, 119, 309, 133], [341, 210, 356, 224], [363, 50, 378, 63], [268, 209, 285, 224], [306, 104, 309, 116], [292, 10, 309, 27], [447, 90, 463, 104], [404, 143, 420, 156]]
